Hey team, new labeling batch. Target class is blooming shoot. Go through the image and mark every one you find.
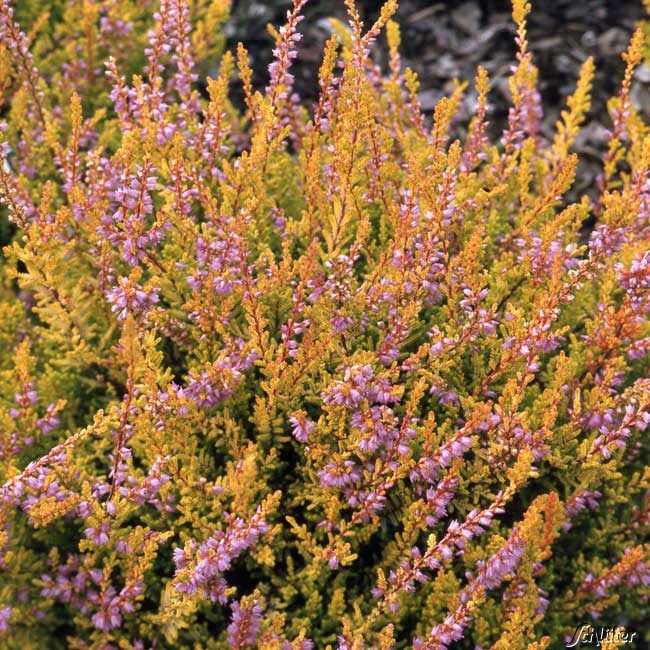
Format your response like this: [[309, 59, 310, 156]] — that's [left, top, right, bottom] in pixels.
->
[[0, 0, 648, 648]]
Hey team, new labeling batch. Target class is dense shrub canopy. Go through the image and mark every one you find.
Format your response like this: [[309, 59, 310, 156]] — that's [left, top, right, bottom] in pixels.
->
[[0, 1, 649, 648]]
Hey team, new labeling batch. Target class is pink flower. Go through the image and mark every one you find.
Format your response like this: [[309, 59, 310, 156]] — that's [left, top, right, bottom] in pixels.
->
[[289, 411, 314, 443]]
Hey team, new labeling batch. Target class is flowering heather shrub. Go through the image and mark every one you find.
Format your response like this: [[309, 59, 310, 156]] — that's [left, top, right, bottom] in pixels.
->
[[0, 0, 649, 647]]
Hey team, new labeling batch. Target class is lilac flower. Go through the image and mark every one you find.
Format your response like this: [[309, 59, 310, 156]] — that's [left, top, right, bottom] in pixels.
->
[[165, 0, 199, 107], [322, 365, 399, 411], [124, 456, 171, 509], [376, 314, 413, 365], [84, 522, 110, 547], [307, 254, 358, 306], [430, 384, 460, 407], [8, 460, 78, 526], [97, 163, 167, 267], [173, 507, 269, 600], [616, 251, 650, 314], [433, 434, 473, 473], [376, 494, 508, 611], [563, 490, 603, 531], [628, 336, 650, 360], [475, 531, 525, 590], [424, 475, 460, 527], [186, 228, 246, 301], [36, 402, 60, 434], [227, 599, 263, 648], [351, 406, 398, 454], [106, 276, 159, 321], [318, 460, 361, 489], [588, 223, 628, 258], [323, 365, 372, 408], [91, 581, 143, 632], [99, 14, 132, 39], [0, 1, 46, 127], [414, 531, 525, 649], [182, 371, 230, 409], [516, 232, 580, 278], [413, 613, 468, 650], [346, 489, 387, 521], [40, 554, 103, 614], [265, 0, 307, 137], [577, 546, 650, 616], [589, 396, 650, 459], [501, 57, 543, 151], [180, 343, 257, 410], [289, 411, 315, 443], [105, 58, 135, 129], [282, 641, 314, 650], [14, 382, 38, 409], [0, 606, 11, 634]]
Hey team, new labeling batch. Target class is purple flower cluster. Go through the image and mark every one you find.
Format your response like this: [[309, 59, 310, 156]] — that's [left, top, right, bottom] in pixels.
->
[[227, 599, 263, 649], [516, 232, 579, 280], [288, 411, 315, 443], [4, 383, 61, 456], [0, 1, 45, 123], [316, 365, 423, 527], [318, 459, 361, 489], [322, 365, 398, 410], [173, 507, 269, 601], [165, 0, 198, 108], [84, 521, 110, 547], [588, 223, 629, 259], [471, 531, 526, 590], [628, 336, 650, 361], [411, 427, 474, 484], [504, 575, 549, 616], [458, 285, 498, 336], [0, 606, 11, 634], [187, 226, 246, 300], [99, 11, 132, 40], [36, 403, 61, 435], [346, 486, 388, 523], [616, 251, 650, 315], [11, 382, 38, 412], [179, 342, 257, 410], [279, 285, 310, 360], [91, 580, 143, 632], [423, 474, 460, 527], [440, 500, 505, 559], [40, 555, 143, 632], [502, 306, 564, 375], [98, 163, 168, 267], [105, 275, 160, 321], [563, 489, 603, 531], [488, 415, 550, 468], [306, 254, 358, 327], [578, 546, 650, 617], [266, 1, 306, 104], [374, 493, 508, 610], [11, 461, 78, 526], [589, 393, 650, 460], [501, 28, 543, 152], [123, 456, 172, 511], [414, 531, 525, 649]]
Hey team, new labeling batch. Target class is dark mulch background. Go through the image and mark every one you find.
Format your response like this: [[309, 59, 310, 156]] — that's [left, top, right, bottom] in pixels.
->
[[228, 0, 649, 195]]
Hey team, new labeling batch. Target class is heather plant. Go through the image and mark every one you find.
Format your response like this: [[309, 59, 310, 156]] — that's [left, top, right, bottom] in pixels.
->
[[0, 0, 649, 648]]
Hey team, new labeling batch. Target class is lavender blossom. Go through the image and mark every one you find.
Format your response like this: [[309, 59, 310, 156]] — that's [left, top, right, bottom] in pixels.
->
[[106, 276, 159, 321], [173, 507, 269, 600], [227, 599, 263, 648], [289, 411, 315, 443]]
